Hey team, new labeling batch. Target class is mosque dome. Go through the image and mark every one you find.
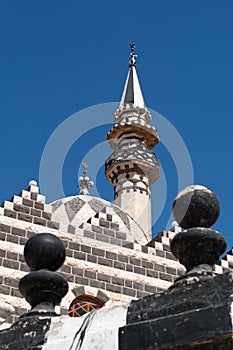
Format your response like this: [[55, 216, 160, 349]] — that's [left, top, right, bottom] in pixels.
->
[[50, 195, 148, 245]]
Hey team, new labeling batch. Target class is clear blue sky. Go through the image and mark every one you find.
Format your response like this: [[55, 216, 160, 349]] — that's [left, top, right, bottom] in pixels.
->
[[0, 1, 233, 249]]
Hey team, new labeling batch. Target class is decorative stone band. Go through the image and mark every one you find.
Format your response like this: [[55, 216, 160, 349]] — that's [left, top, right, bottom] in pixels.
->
[[105, 160, 159, 186], [114, 186, 150, 199]]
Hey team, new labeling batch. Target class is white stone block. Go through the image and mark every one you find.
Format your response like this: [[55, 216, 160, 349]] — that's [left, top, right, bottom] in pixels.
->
[[44, 204, 52, 214], [37, 194, 45, 203], [221, 259, 229, 268], [13, 196, 22, 205], [29, 184, 39, 193], [3, 201, 13, 210], [161, 236, 170, 245], [21, 190, 31, 199]]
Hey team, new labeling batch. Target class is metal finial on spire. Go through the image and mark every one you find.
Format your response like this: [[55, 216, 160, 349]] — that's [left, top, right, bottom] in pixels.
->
[[129, 41, 137, 67], [78, 163, 94, 195]]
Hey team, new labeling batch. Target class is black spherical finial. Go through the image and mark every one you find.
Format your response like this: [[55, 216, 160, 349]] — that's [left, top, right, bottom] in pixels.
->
[[171, 185, 226, 276], [172, 185, 220, 229], [24, 233, 66, 271], [19, 233, 68, 312]]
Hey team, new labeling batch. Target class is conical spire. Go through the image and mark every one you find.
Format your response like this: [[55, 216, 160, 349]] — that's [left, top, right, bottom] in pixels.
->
[[119, 42, 145, 109]]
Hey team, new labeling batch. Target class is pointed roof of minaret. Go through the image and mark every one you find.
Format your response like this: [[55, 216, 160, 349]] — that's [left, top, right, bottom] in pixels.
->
[[119, 42, 145, 109]]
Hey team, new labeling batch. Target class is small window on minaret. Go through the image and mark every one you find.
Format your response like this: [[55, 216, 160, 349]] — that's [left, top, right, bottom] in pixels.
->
[[68, 295, 105, 317]]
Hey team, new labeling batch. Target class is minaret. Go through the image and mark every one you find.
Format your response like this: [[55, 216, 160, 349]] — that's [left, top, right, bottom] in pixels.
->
[[105, 43, 160, 241]]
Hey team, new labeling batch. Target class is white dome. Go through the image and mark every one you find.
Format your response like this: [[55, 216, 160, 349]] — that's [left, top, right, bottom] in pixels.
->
[[50, 195, 148, 245]]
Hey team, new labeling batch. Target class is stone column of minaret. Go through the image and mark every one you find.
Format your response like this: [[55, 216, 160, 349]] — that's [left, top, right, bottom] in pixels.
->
[[105, 42, 160, 241]]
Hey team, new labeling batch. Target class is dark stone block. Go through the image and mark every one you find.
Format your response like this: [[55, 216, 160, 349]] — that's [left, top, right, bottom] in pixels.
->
[[110, 237, 122, 246], [141, 246, 149, 253], [42, 212, 52, 220], [65, 249, 73, 257], [118, 254, 128, 263], [159, 272, 173, 282], [30, 208, 41, 217], [60, 265, 71, 274], [106, 251, 117, 260], [83, 230, 94, 239], [72, 267, 84, 276], [125, 280, 133, 288], [72, 286, 85, 297], [74, 276, 89, 285], [18, 253, 25, 262], [112, 276, 124, 286], [18, 213, 33, 223], [87, 255, 97, 263], [146, 269, 158, 278], [0, 224, 11, 233], [116, 232, 127, 240], [106, 214, 112, 221], [0, 249, 5, 258], [90, 280, 105, 289], [99, 219, 109, 228], [103, 228, 115, 237], [30, 192, 38, 200], [26, 231, 34, 239], [155, 249, 165, 258], [3, 259, 19, 270], [4, 277, 18, 288], [84, 270, 96, 279], [47, 221, 59, 230], [165, 251, 177, 260], [0, 232, 6, 241], [34, 202, 44, 210], [142, 261, 153, 269], [92, 247, 105, 257], [6, 234, 19, 244], [19, 263, 30, 272], [4, 209, 17, 219], [98, 273, 111, 283], [11, 288, 22, 298], [126, 264, 133, 272], [136, 291, 150, 298], [14, 204, 30, 214], [74, 252, 86, 260], [33, 217, 46, 226], [69, 242, 80, 251], [98, 257, 113, 267], [145, 284, 158, 293], [96, 233, 110, 243], [12, 227, 26, 237], [162, 244, 171, 252], [110, 222, 119, 230], [106, 283, 122, 293], [166, 266, 177, 275], [22, 198, 34, 207], [130, 257, 141, 266], [81, 245, 91, 254], [134, 266, 145, 275], [133, 282, 144, 291], [123, 242, 134, 249], [97, 290, 110, 303], [6, 251, 18, 260], [20, 237, 27, 245], [123, 287, 136, 297], [91, 224, 102, 233], [0, 285, 10, 295], [114, 261, 125, 270], [154, 264, 165, 272]]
